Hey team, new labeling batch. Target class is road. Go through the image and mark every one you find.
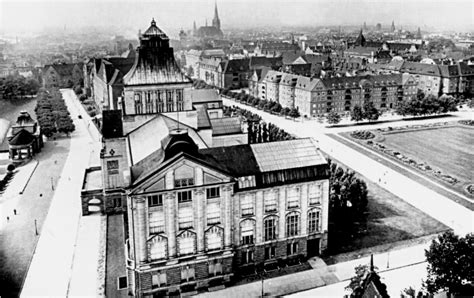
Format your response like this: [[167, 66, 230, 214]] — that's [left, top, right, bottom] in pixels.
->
[[218, 98, 473, 296], [21, 89, 101, 296]]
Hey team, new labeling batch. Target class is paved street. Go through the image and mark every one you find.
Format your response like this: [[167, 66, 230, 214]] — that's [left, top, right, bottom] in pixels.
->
[[21, 89, 101, 296]]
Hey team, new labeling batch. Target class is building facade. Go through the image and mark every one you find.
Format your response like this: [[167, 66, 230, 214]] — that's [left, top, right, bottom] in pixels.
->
[[125, 135, 329, 296]]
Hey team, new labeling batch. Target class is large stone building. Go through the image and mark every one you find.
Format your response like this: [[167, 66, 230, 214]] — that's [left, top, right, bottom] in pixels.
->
[[255, 72, 418, 117], [125, 135, 329, 296], [193, 3, 223, 40], [42, 62, 83, 88]]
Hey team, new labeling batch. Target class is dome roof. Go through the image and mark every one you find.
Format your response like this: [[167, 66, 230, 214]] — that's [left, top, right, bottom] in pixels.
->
[[143, 18, 168, 39], [161, 129, 198, 161], [9, 129, 35, 146]]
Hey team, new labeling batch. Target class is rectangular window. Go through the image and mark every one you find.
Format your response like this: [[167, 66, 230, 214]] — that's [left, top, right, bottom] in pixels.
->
[[264, 246, 276, 260], [147, 194, 163, 207], [264, 191, 277, 213], [286, 214, 299, 237], [264, 217, 277, 241], [241, 224, 254, 245], [287, 187, 300, 209], [176, 90, 184, 111], [206, 187, 220, 199], [117, 276, 128, 290], [178, 206, 193, 229], [308, 184, 321, 205], [152, 271, 167, 288], [287, 242, 298, 256], [178, 190, 192, 203], [181, 266, 195, 282], [242, 250, 254, 264], [149, 211, 165, 234], [175, 178, 194, 188], [166, 91, 174, 112], [112, 197, 122, 208], [206, 202, 220, 225], [208, 260, 223, 276], [107, 160, 119, 175], [308, 210, 321, 234], [241, 194, 254, 216]]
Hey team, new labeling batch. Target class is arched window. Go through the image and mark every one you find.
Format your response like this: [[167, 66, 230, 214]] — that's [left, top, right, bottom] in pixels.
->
[[308, 209, 321, 234], [148, 235, 167, 261], [240, 219, 255, 245], [205, 226, 223, 251], [177, 230, 196, 256], [286, 212, 299, 237], [263, 216, 277, 241]]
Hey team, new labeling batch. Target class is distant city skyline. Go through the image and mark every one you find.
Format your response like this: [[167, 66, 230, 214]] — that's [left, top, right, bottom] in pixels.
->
[[0, 0, 473, 36]]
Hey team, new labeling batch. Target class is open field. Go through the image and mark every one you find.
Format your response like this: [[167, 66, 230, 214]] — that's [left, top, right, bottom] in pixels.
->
[[326, 159, 449, 257]]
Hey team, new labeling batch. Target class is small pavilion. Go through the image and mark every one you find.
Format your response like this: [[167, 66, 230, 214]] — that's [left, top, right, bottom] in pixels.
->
[[7, 111, 43, 162]]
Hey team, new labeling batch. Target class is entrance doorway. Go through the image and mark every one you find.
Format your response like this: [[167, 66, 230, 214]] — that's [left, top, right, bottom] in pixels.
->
[[307, 238, 320, 257]]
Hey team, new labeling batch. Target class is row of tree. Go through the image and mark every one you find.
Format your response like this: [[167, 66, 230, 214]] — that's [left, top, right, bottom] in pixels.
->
[[222, 89, 301, 118], [0, 75, 40, 99], [35, 88, 75, 137], [395, 91, 458, 117], [222, 105, 295, 144]]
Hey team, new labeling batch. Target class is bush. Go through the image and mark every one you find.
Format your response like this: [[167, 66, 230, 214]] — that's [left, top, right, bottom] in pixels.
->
[[350, 130, 375, 140], [78, 94, 87, 102], [7, 164, 15, 172]]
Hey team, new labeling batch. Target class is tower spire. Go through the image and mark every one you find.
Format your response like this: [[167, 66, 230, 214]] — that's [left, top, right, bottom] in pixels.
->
[[212, 1, 221, 30]]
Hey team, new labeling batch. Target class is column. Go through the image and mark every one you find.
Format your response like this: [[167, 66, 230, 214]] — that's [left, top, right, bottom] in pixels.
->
[[300, 184, 308, 236], [222, 184, 233, 248], [134, 197, 148, 263], [278, 187, 286, 239], [255, 190, 263, 243], [194, 188, 205, 252], [165, 193, 177, 257]]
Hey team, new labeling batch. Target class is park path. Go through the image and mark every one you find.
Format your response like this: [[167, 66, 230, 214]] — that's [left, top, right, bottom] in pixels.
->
[[20, 89, 100, 296]]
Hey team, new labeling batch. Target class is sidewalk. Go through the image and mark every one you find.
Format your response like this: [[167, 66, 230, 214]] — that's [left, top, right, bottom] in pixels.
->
[[20, 89, 98, 296]]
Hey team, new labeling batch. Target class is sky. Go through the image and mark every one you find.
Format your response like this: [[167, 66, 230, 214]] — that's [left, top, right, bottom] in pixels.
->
[[0, 0, 473, 36]]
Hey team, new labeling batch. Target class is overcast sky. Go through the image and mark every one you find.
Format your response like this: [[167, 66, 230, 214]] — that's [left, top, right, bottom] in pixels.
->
[[1, 0, 473, 36]]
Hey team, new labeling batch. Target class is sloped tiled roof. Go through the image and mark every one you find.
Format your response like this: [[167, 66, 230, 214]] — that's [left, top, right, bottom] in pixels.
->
[[210, 117, 242, 136], [401, 61, 440, 76], [190, 89, 221, 104], [196, 105, 211, 129], [438, 65, 459, 78]]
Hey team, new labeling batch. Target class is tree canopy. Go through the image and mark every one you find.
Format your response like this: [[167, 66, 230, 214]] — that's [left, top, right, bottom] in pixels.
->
[[424, 231, 474, 295], [326, 110, 341, 125], [0, 75, 40, 99], [396, 91, 458, 117]]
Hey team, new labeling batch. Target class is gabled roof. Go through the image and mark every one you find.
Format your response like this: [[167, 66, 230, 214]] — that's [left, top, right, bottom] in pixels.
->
[[222, 58, 251, 73], [400, 61, 440, 76], [249, 56, 283, 69], [9, 129, 34, 146], [438, 65, 459, 78]]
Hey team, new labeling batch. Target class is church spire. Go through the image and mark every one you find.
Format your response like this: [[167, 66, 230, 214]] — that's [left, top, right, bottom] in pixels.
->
[[212, 1, 221, 30]]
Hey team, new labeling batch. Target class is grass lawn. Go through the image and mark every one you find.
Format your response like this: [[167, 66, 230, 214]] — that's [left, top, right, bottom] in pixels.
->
[[380, 126, 473, 191], [326, 159, 448, 258]]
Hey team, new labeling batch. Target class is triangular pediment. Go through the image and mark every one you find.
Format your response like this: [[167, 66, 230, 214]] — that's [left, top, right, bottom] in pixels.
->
[[131, 154, 232, 195]]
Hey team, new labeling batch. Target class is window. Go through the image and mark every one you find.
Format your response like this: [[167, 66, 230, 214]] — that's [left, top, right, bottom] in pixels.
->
[[308, 209, 321, 234], [148, 194, 163, 207], [242, 249, 254, 264], [152, 271, 167, 288], [238, 176, 256, 188], [287, 242, 299, 255], [175, 178, 194, 188], [264, 191, 277, 213], [181, 265, 195, 282], [287, 187, 300, 209], [107, 160, 119, 175], [178, 190, 192, 203], [264, 217, 277, 241], [207, 202, 220, 225], [264, 246, 276, 260], [206, 226, 222, 251], [286, 213, 299, 237], [178, 231, 195, 255], [178, 206, 193, 229], [166, 91, 174, 111], [176, 90, 184, 111], [240, 220, 255, 245], [117, 276, 128, 290], [111, 197, 121, 208], [241, 194, 254, 216], [149, 211, 165, 234], [146, 92, 153, 113], [156, 91, 164, 112], [308, 184, 321, 205], [206, 187, 220, 199], [149, 236, 167, 260], [134, 93, 142, 114], [208, 260, 223, 276]]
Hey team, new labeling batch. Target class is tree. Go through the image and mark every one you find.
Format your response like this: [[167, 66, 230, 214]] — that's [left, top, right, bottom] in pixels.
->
[[350, 105, 364, 122], [424, 231, 474, 296], [345, 264, 380, 294], [289, 108, 300, 119], [326, 110, 341, 125], [362, 100, 380, 121]]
